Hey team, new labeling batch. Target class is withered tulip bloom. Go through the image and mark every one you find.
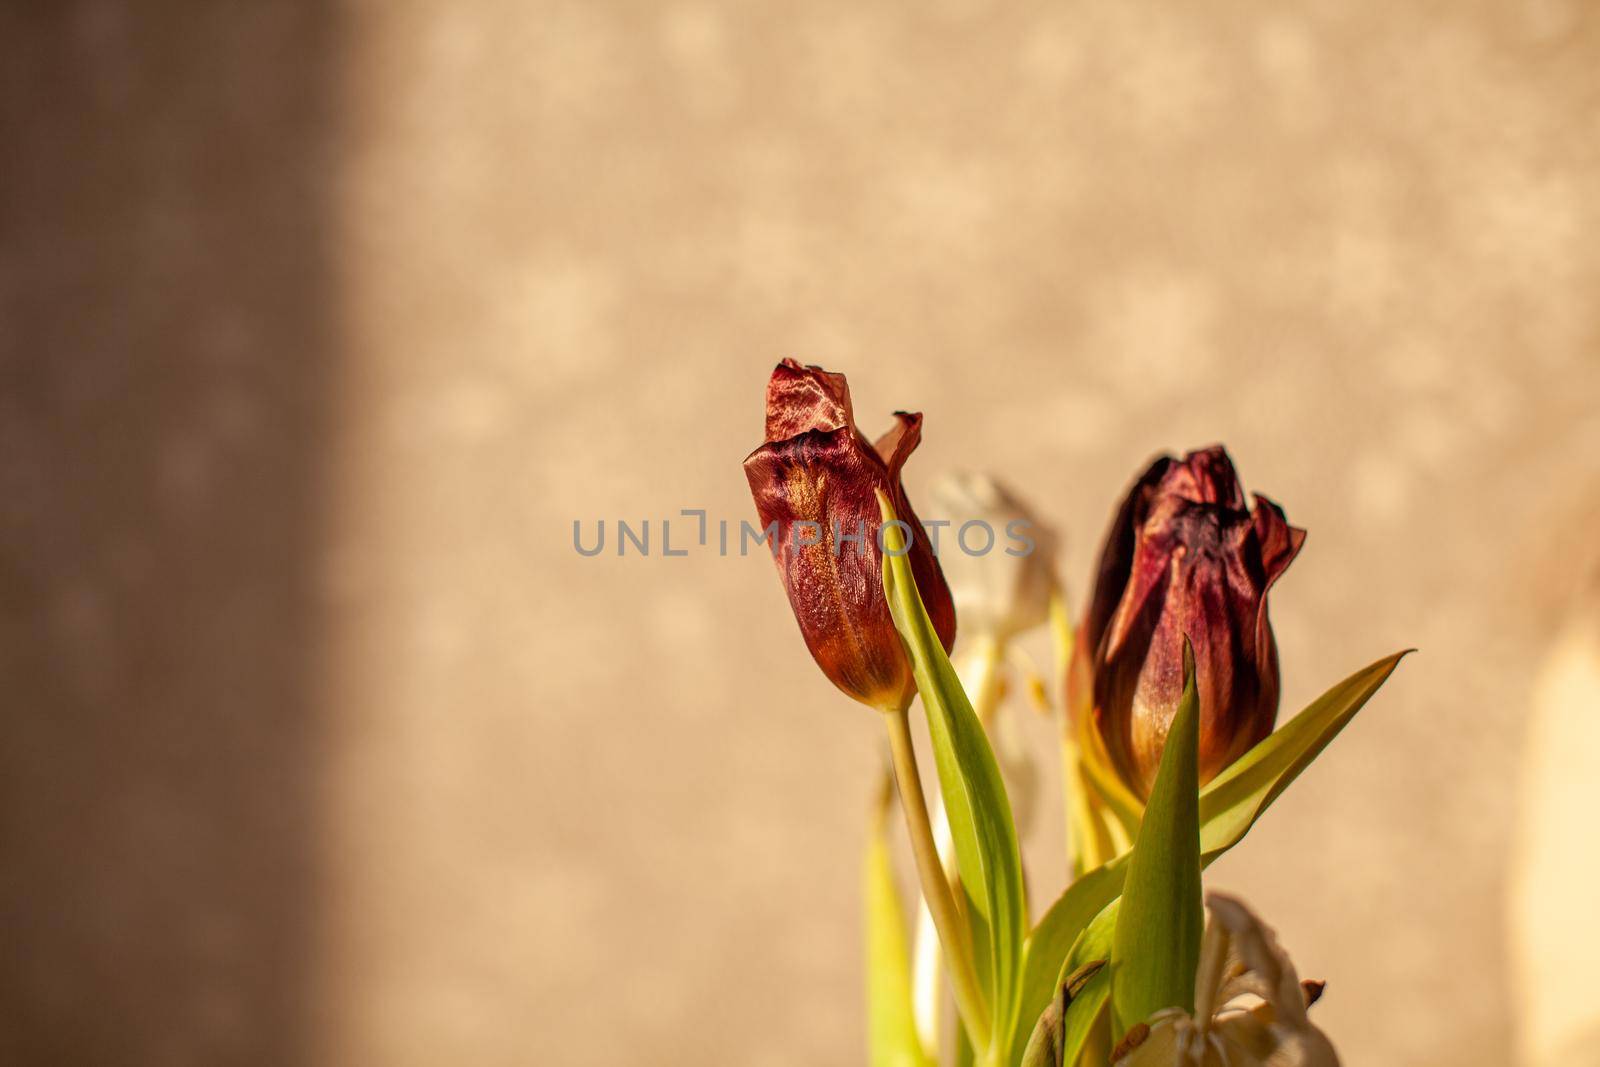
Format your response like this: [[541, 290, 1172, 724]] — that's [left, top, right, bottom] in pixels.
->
[[1070, 445, 1305, 798], [743, 360, 956, 711], [1112, 893, 1337, 1066]]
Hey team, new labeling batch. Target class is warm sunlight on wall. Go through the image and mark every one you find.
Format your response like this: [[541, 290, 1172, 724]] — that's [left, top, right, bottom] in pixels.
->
[[4, 4, 1599, 1067]]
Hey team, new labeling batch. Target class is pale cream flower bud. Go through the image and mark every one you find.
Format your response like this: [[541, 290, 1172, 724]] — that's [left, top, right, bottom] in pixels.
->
[[929, 471, 1059, 642]]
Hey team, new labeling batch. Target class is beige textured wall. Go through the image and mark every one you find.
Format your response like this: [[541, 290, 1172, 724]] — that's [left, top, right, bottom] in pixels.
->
[[4, 2, 1599, 1065]]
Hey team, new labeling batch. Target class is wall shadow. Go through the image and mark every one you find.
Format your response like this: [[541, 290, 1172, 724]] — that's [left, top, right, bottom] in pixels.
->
[[0, 4, 337, 1064]]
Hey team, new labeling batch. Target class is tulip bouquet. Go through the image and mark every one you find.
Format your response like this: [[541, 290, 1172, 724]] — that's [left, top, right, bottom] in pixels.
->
[[743, 361, 1407, 1067]]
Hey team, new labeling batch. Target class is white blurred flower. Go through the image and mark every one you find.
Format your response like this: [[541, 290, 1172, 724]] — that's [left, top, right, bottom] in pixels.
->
[[1512, 589, 1600, 1066], [1114, 893, 1338, 1067], [930, 471, 1059, 642]]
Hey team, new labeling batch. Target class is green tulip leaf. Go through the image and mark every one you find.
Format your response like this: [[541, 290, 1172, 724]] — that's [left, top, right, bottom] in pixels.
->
[[1198, 649, 1412, 857], [1057, 904, 1118, 1067], [1019, 904, 1118, 1067], [1019, 960, 1108, 1067], [1058, 965, 1111, 1067], [1009, 649, 1409, 1059], [866, 797, 934, 1067], [1110, 641, 1203, 1033], [1012, 860, 1127, 1062], [879, 492, 1028, 1063], [1017, 996, 1062, 1067]]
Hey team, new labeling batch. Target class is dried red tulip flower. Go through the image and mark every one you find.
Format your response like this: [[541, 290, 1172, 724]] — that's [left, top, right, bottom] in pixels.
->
[[1069, 445, 1305, 798], [743, 359, 956, 712]]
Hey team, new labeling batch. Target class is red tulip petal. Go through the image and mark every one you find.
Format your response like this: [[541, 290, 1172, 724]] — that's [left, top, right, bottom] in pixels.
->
[[764, 359, 854, 441], [1084, 456, 1173, 661], [871, 411, 923, 477]]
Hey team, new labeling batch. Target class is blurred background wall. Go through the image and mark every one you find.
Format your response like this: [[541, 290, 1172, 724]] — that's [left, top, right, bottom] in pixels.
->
[[1, 4, 335, 1065], [2, 2, 1598, 1066]]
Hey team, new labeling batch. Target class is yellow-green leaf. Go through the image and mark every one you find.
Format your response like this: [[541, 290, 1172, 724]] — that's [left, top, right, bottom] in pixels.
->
[[1109, 643, 1203, 1032], [1019, 960, 1106, 1067], [879, 492, 1028, 1064], [1018, 905, 1117, 1067], [866, 797, 934, 1067], [1058, 906, 1117, 1067], [1199, 650, 1412, 857], [1009, 650, 1408, 1059], [1012, 859, 1126, 1063]]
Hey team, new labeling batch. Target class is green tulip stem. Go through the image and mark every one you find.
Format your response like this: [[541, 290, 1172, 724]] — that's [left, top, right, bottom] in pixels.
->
[[883, 704, 993, 1054]]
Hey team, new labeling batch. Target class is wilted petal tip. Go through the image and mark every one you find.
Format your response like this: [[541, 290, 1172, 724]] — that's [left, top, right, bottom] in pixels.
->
[[763, 359, 855, 442]]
